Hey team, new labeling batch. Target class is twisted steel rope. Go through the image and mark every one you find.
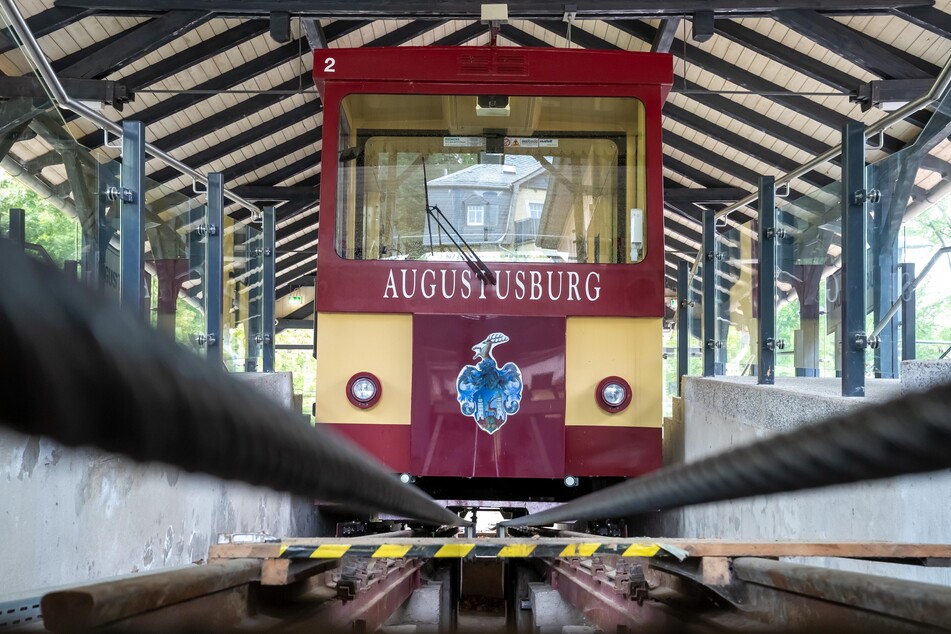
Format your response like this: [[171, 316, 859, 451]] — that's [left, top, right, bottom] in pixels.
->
[[506, 369, 951, 527], [0, 239, 464, 527]]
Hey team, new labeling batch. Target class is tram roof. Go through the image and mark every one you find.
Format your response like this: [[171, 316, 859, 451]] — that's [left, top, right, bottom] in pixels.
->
[[1, 0, 949, 310]]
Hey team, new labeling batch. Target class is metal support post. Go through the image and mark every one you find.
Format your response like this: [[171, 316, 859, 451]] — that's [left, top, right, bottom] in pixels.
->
[[119, 120, 145, 313], [899, 262, 916, 361], [8, 208, 24, 248], [677, 261, 689, 394], [204, 172, 224, 365], [702, 209, 718, 377], [841, 121, 869, 397], [262, 206, 276, 372], [757, 176, 778, 385]]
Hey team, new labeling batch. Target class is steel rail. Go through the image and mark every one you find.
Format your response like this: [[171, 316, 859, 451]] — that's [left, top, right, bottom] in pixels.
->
[[0, 239, 465, 527], [504, 377, 951, 527], [0, 0, 262, 220]]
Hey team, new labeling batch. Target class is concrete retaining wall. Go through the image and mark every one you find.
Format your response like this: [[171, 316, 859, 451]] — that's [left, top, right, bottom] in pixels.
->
[[0, 372, 323, 597], [635, 362, 951, 585]]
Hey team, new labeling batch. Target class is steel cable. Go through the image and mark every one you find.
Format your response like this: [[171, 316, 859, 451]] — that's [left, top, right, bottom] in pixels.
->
[[0, 239, 465, 527], [506, 375, 951, 527]]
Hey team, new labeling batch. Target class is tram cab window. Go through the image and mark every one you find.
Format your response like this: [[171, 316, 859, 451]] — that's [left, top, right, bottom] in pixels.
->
[[335, 94, 647, 264]]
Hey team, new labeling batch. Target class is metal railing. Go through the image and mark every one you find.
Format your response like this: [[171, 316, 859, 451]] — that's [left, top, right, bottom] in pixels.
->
[[0, 0, 262, 220]]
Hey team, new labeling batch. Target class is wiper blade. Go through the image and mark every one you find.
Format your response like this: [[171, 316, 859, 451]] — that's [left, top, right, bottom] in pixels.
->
[[422, 159, 496, 285], [426, 203, 497, 285]]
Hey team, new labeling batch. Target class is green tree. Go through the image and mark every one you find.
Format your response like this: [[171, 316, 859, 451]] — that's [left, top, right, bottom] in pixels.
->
[[903, 198, 951, 358], [0, 171, 79, 266]]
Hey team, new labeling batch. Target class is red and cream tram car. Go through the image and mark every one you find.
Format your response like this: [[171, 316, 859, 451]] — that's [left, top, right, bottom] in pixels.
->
[[312, 46, 673, 499]]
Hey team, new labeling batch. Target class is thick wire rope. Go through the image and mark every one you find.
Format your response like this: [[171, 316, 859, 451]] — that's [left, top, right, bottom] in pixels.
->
[[506, 374, 951, 527], [0, 239, 465, 527]]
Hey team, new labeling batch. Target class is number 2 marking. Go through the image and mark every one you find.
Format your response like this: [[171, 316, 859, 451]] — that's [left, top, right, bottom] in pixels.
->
[[324, 57, 336, 73]]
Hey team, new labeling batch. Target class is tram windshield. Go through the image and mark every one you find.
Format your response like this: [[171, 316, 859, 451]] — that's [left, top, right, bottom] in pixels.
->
[[335, 94, 647, 264]]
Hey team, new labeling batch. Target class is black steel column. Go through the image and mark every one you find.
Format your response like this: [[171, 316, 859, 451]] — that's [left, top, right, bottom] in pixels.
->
[[262, 205, 276, 373], [702, 210, 717, 377], [900, 262, 916, 361], [841, 122, 868, 397], [8, 208, 24, 249], [677, 260, 689, 395], [119, 120, 145, 313], [758, 176, 777, 385], [205, 172, 224, 365]]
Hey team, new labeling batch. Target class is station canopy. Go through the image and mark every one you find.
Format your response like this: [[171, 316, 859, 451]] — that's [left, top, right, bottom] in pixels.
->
[[0, 0, 949, 311]]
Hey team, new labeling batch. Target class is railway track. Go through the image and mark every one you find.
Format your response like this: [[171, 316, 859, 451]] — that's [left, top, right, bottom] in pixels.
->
[[10, 531, 951, 633]]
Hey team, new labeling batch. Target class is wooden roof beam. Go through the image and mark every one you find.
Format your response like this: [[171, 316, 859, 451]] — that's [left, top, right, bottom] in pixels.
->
[[651, 18, 680, 52], [773, 9, 937, 80], [58, 10, 211, 79], [52, 0, 933, 19]]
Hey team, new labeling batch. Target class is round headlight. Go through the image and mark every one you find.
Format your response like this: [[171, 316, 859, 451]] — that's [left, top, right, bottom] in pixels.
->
[[601, 382, 626, 407], [351, 377, 377, 402], [595, 376, 632, 413], [347, 373, 382, 409]]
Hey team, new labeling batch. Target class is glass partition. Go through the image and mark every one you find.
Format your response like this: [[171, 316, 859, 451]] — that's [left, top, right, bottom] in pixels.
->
[[143, 172, 206, 348], [774, 176, 842, 378], [867, 90, 951, 374], [898, 202, 951, 362], [715, 219, 759, 376], [687, 260, 703, 376], [222, 216, 263, 372]]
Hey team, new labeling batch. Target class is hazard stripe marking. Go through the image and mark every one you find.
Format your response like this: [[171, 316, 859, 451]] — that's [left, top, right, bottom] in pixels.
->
[[559, 543, 601, 557], [373, 544, 413, 558], [310, 544, 352, 558], [435, 544, 475, 558], [273, 541, 683, 560], [497, 544, 537, 558], [622, 544, 661, 557]]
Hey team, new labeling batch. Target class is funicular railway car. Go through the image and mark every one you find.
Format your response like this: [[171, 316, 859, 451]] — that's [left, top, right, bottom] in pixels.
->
[[312, 46, 673, 503]]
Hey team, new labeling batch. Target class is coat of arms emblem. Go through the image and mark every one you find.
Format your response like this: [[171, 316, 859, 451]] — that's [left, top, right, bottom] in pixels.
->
[[456, 332, 524, 435]]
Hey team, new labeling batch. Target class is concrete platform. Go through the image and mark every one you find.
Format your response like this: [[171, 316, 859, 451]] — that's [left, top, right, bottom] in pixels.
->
[[640, 362, 951, 586], [0, 372, 322, 597]]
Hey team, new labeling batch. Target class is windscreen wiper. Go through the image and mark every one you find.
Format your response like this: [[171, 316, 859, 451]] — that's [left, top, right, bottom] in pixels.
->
[[422, 159, 496, 285]]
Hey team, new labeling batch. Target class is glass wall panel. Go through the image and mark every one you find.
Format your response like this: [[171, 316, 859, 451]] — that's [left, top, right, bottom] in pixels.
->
[[222, 216, 263, 371], [775, 177, 842, 378], [715, 221, 759, 376]]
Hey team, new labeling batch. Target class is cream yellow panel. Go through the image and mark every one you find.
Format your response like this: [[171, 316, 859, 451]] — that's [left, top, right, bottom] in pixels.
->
[[565, 317, 662, 428], [315, 312, 412, 425]]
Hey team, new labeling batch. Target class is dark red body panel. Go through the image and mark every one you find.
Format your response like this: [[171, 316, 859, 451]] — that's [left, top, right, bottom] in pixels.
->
[[411, 315, 565, 478], [314, 47, 673, 91], [324, 424, 412, 474], [320, 263, 662, 318], [565, 427, 663, 476]]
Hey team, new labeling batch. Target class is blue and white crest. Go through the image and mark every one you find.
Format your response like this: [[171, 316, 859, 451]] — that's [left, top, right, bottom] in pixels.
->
[[456, 332, 524, 435]]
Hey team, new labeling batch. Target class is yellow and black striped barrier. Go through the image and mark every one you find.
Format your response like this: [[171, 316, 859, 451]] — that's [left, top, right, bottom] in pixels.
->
[[277, 541, 686, 560]]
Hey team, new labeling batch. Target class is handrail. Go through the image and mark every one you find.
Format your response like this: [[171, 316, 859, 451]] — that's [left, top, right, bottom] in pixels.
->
[[713, 55, 951, 223], [0, 0, 262, 221], [23, 241, 56, 266], [871, 245, 951, 338], [684, 54, 951, 281]]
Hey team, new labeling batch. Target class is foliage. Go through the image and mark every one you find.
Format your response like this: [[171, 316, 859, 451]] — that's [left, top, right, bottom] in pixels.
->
[[0, 171, 79, 266], [902, 198, 951, 358], [275, 327, 316, 422]]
